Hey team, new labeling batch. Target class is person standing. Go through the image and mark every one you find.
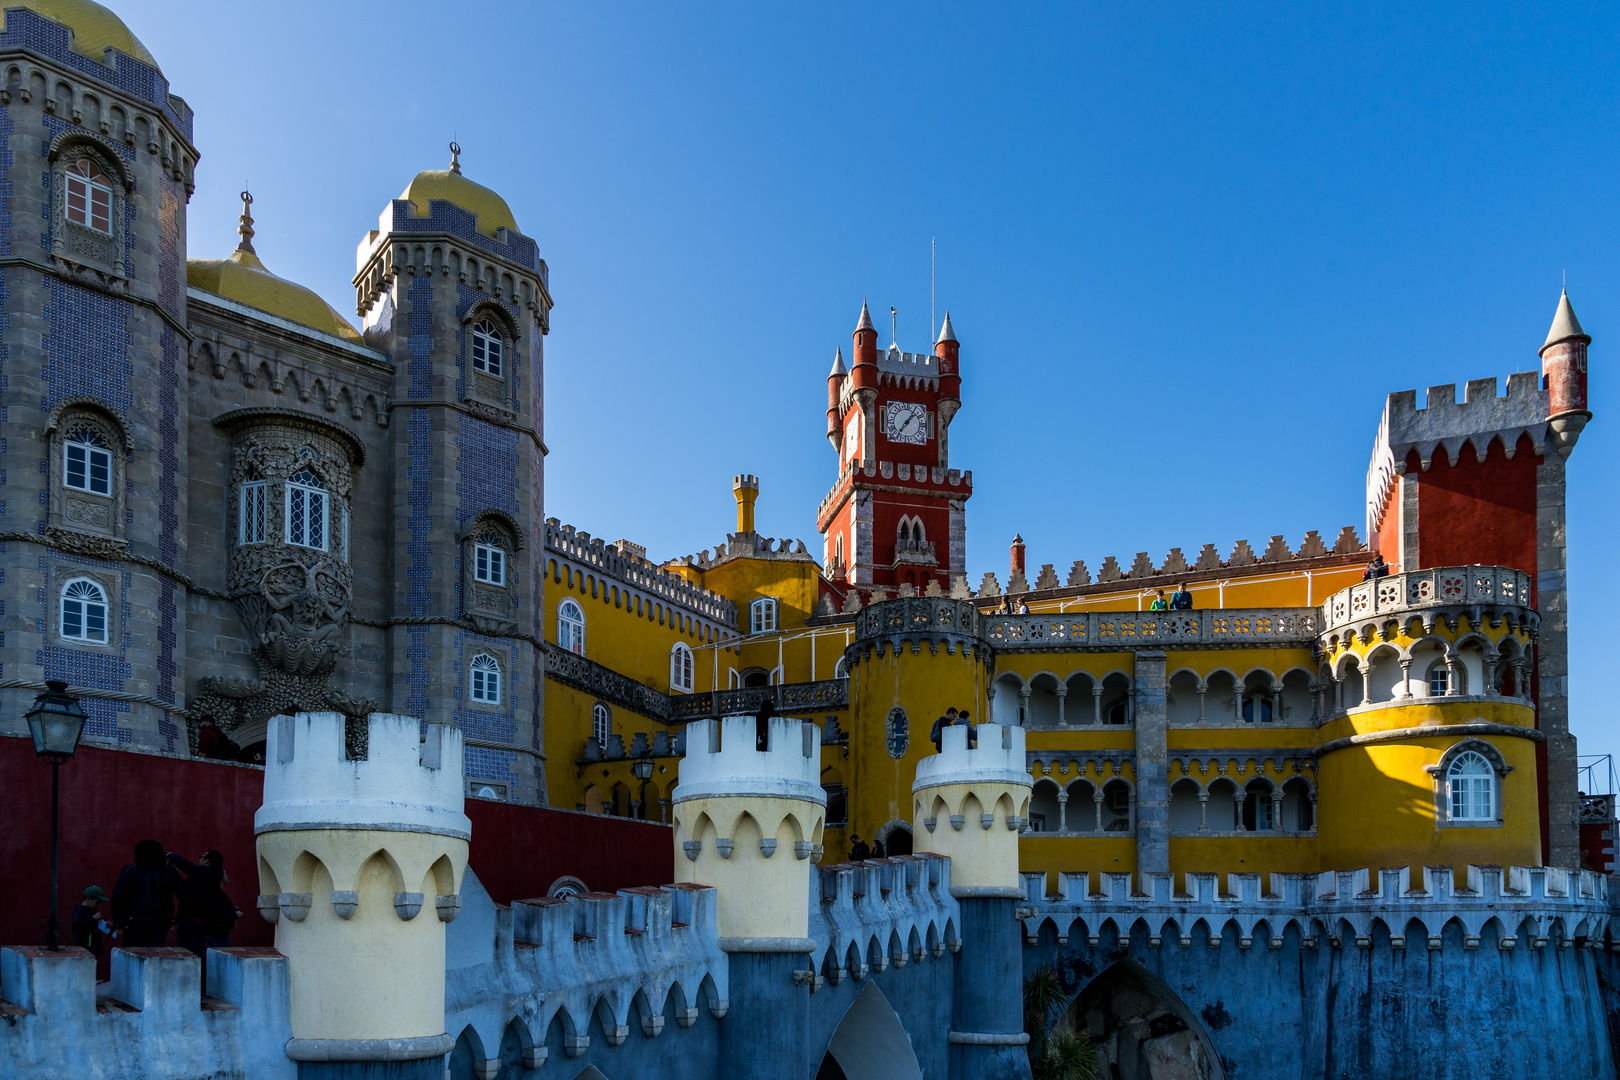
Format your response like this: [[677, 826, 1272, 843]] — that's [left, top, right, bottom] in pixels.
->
[[1169, 583, 1194, 610], [1363, 553, 1389, 580], [168, 850, 229, 959], [849, 834, 871, 861], [70, 886, 113, 954], [112, 840, 179, 947], [930, 707, 959, 752], [869, 837, 885, 859], [1149, 589, 1169, 610]]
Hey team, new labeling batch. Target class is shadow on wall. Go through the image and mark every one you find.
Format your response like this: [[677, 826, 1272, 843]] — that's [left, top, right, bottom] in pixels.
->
[[816, 981, 923, 1080], [1058, 959, 1225, 1080]]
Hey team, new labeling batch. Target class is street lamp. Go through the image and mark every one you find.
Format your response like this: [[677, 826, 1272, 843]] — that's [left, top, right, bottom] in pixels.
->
[[632, 752, 655, 783], [26, 680, 87, 950]]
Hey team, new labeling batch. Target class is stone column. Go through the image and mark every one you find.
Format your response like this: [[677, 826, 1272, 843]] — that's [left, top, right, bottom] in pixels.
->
[[1056, 792, 1068, 833], [1398, 659, 1413, 699], [1538, 457, 1580, 864], [1092, 686, 1103, 725], [1133, 650, 1169, 875], [1197, 791, 1209, 832], [1093, 789, 1105, 832], [1196, 684, 1207, 722], [1055, 687, 1067, 727]]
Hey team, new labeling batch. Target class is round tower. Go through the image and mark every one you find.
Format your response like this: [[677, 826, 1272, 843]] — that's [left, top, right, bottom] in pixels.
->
[[935, 311, 961, 468], [912, 717, 1034, 1080], [732, 474, 760, 534], [1540, 288, 1592, 456], [673, 713, 826, 1080], [255, 712, 469, 1079]]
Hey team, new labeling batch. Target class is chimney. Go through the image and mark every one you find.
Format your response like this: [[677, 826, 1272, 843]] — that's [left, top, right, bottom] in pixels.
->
[[733, 474, 760, 533]]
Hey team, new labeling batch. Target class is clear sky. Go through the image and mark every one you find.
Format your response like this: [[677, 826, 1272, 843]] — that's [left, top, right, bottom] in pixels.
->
[[138, 2, 1617, 773]]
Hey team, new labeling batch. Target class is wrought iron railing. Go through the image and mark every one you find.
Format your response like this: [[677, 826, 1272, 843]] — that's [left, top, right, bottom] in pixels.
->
[[667, 679, 850, 721], [1321, 566, 1534, 635], [982, 609, 1319, 651], [542, 641, 674, 722]]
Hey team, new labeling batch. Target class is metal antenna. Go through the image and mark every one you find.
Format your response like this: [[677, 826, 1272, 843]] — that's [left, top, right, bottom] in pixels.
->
[[931, 237, 936, 347], [890, 306, 897, 350]]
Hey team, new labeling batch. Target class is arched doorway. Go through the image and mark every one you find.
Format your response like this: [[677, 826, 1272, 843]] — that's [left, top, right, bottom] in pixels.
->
[[874, 819, 913, 856], [816, 981, 923, 1080], [1059, 959, 1225, 1079]]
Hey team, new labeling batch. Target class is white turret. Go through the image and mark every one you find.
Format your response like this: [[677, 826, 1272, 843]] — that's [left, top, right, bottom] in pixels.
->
[[254, 712, 470, 1067], [912, 723, 1031, 895], [672, 715, 825, 948]]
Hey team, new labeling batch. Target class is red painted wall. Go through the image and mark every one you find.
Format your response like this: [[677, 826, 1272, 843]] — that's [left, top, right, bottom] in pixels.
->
[[0, 735, 672, 977], [1413, 434, 1541, 594]]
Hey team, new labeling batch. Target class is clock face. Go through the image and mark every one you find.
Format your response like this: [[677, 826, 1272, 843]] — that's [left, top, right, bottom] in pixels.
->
[[844, 417, 860, 460], [885, 401, 929, 445]]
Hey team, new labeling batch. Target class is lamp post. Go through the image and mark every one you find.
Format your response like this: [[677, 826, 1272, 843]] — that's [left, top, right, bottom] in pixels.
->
[[632, 752, 655, 821], [26, 680, 88, 950]]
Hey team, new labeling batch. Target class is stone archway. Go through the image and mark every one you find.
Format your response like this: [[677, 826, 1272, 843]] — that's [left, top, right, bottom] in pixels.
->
[[1059, 959, 1225, 1080], [815, 981, 923, 1080], [873, 818, 913, 856]]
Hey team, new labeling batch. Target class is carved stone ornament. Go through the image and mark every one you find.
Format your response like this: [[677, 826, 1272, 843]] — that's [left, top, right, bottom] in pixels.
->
[[43, 525, 127, 559], [190, 410, 364, 745]]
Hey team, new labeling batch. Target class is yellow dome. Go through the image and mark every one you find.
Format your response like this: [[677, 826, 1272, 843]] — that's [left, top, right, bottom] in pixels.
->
[[3, 0, 158, 68], [187, 249, 364, 345], [400, 169, 519, 239]]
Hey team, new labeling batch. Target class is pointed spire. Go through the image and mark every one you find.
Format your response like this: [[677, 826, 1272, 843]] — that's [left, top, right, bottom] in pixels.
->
[[449, 140, 462, 175], [829, 348, 847, 377], [235, 190, 256, 255], [1543, 289, 1590, 350], [855, 298, 875, 334], [936, 309, 957, 344]]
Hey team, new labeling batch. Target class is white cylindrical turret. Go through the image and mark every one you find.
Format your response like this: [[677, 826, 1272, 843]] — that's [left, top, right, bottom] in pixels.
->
[[255, 712, 470, 1065], [672, 715, 826, 948], [912, 723, 1031, 894]]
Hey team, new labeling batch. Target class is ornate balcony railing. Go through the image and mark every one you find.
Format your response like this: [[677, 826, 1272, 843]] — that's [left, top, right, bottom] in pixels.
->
[[666, 679, 850, 722], [1321, 566, 1536, 637], [854, 597, 982, 641], [982, 609, 1319, 651], [543, 641, 674, 722]]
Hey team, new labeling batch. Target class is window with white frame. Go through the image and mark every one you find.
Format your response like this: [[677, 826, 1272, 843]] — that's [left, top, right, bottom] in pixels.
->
[[239, 480, 267, 545], [593, 702, 611, 748], [834, 656, 849, 680], [474, 538, 506, 585], [559, 599, 586, 654], [64, 427, 112, 497], [285, 469, 327, 550], [1447, 751, 1495, 821], [670, 642, 694, 693], [470, 653, 501, 704], [749, 597, 778, 635], [1428, 661, 1452, 697], [65, 159, 113, 234], [472, 320, 504, 378], [60, 578, 108, 644]]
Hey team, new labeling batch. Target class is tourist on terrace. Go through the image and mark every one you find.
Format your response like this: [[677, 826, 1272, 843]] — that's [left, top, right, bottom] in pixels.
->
[[169, 850, 237, 961], [1150, 589, 1168, 610], [1016, 597, 1030, 614], [112, 840, 180, 947], [71, 886, 112, 954], [960, 710, 976, 747], [930, 707, 959, 752], [1169, 583, 1193, 610], [849, 834, 871, 861], [1363, 553, 1390, 580], [870, 837, 886, 859]]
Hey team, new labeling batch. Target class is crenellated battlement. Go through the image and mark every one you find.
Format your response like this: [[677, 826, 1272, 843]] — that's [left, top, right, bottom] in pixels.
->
[[674, 716, 825, 805], [545, 518, 736, 624], [256, 711, 469, 841], [1020, 863, 1610, 951], [1367, 371, 1549, 535], [809, 855, 961, 985], [676, 531, 818, 571], [914, 722, 1031, 793]]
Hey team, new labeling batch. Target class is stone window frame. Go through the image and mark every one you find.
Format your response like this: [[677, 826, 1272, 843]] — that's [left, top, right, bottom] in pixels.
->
[[670, 641, 694, 694], [749, 596, 779, 635], [459, 511, 523, 633], [592, 701, 612, 749], [468, 652, 503, 706], [48, 133, 132, 283], [559, 598, 587, 655], [44, 402, 129, 552], [56, 573, 114, 648], [460, 302, 520, 416], [1423, 738, 1511, 830]]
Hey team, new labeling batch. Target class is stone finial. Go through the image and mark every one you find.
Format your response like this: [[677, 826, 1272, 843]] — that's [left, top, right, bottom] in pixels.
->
[[1296, 531, 1328, 559], [1129, 552, 1155, 577], [978, 572, 1002, 597], [1332, 526, 1362, 554], [898, 583, 916, 598], [448, 140, 462, 175], [856, 298, 875, 333], [841, 591, 861, 613], [816, 593, 836, 616], [1227, 539, 1257, 567], [235, 191, 255, 254], [829, 348, 847, 377], [950, 575, 972, 599], [936, 309, 958, 344], [924, 578, 944, 597], [1097, 556, 1123, 583], [1261, 535, 1293, 562], [1544, 288, 1590, 349], [869, 588, 888, 604], [1161, 548, 1191, 575], [1066, 560, 1091, 586], [1034, 564, 1059, 591], [1007, 570, 1028, 594], [1194, 544, 1222, 571]]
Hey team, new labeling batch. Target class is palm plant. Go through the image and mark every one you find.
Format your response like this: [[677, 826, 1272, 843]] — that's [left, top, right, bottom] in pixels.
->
[[1023, 964, 1098, 1080]]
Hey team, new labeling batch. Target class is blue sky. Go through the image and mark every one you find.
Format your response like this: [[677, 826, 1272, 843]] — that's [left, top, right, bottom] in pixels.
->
[[140, 2, 1618, 770]]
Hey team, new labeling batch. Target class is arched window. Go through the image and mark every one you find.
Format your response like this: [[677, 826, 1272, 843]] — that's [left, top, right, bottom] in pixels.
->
[[886, 707, 909, 759], [593, 702, 612, 749], [558, 599, 585, 654], [63, 426, 112, 496], [670, 642, 694, 693], [60, 578, 108, 643], [1447, 752, 1495, 821], [1241, 692, 1273, 724], [1428, 661, 1452, 697], [285, 468, 327, 550], [239, 474, 267, 545], [65, 159, 112, 234], [833, 656, 849, 680], [474, 534, 506, 585], [469, 653, 501, 704], [749, 597, 778, 635], [471, 320, 503, 378]]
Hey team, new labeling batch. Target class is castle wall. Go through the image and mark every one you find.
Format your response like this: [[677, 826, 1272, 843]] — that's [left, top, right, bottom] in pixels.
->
[[1411, 434, 1540, 586]]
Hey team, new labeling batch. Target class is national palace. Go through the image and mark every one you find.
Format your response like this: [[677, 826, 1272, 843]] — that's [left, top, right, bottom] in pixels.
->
[[0, 4, 1612, 1079]]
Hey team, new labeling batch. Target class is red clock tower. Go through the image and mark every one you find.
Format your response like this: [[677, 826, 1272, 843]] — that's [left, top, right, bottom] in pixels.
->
[[816, 301, 973, 599]]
